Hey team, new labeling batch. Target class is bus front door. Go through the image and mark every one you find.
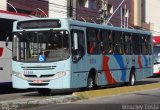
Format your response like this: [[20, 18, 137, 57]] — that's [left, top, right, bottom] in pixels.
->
[[71, 27, 87, 88]]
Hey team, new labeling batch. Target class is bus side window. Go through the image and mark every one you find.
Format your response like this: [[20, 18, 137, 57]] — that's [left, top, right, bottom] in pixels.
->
[[133, 34, 140, 55], [141, 35, 146, 54], [147, 36, 152, 54], [145, 37, 149, 54], [113, 31, 123, 54], [87, 28, 99, 54], [100, 30, 106, 54], [108, 32, 113, 53], [100, 30, 113, 54], [141, 35, 150, 54], [124, 33, 132, 54], [128, 36, 132, 54]]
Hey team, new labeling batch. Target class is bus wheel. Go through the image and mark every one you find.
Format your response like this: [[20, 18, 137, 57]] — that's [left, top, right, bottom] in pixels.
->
[[128, 71, 136, 86], [87, 75, 95, 90], [37, 89, 51, 96]]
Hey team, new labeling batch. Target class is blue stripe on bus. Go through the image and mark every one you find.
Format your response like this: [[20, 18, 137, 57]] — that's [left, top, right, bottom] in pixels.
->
[[143, 56, 148, 67], [114, 55, 126, 81]]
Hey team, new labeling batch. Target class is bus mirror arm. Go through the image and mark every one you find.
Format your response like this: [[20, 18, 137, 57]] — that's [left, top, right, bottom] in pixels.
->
[[6, 36, 9, 47], [5, 36, 12, 51]]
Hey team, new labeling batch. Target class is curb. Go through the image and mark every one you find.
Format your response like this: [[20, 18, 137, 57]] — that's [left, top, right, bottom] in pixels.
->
[[0, 95, 78, 110], [0, 95, 78, 105], [73, 83, 160, 99]]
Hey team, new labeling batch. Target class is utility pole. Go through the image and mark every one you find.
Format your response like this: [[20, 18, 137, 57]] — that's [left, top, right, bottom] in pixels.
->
[[97, 0, 108, 24], [67, 0, 73, 18]]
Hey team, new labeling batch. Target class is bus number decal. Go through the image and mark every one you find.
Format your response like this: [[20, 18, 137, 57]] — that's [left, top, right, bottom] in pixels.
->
[[24, 71, 34, 75]]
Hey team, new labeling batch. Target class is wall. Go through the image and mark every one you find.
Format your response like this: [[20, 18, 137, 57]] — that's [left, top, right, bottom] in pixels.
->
[[8, 0, 48, 16], [131, 0, 142, 27], [0, 0, 7, 10], [76, 0, 99, 23], [6, 0, 132, 27], [49, 0, 68, 18], [107, 0, 130, 27], [144, 0, 160, 36], [76, 0, 131, 26]]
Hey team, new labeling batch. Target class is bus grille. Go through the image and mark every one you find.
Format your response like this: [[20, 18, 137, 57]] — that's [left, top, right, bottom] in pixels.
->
[[21, 66, 56, 70], [24, 74, 55, 78], [24, 75, 37, 78], [29, 83, 48, 86]]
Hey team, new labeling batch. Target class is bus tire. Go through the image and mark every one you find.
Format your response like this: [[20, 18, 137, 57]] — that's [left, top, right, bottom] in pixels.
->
[[87, 74, 96, 90], [37, 89, 51, 96], [128, 70, 136, 86]]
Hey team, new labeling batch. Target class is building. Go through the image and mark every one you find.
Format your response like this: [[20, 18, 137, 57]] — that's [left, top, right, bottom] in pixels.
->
[[2, 0, 131, 27], [0, 0, 7, 10], [130, 0, 142, 28], [3, 0, 160, 34], [5, 0, 72, 18], [7, 0, 48, 17], [49, 0, 68, 18], [75, 0, 98, 23], [75, 0, 131, 27], [5, 0, 157, 30], [131, 0, 160, 36], [142, 0, 160, 36]]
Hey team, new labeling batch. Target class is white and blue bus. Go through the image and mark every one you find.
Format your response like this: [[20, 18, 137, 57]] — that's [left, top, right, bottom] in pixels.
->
[[9, 18, 153, 95]]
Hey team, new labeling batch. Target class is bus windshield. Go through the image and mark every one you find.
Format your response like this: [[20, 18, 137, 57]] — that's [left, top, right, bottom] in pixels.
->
[[13, 30, 70, 62]]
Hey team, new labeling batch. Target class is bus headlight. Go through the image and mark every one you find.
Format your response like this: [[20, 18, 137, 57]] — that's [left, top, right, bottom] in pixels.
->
[[12, 71, 22, 78], [53, 71, 67, 79]]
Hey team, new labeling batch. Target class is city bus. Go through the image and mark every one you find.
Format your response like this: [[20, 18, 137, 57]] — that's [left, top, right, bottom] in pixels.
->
[[152, 36, 160, 75], [9, 18, 153, 95], [0, 10, 31, 86]]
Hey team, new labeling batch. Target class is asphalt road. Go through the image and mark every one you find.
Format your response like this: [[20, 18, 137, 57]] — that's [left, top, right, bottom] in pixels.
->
[[26, 88, 160, 110]]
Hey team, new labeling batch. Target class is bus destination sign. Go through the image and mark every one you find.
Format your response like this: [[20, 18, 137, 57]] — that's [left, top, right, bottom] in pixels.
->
[[17, 20, 61, 29]]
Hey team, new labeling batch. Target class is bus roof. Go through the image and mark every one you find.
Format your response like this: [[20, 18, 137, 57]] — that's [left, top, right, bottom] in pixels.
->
[[67, 19, 152, 35], [14, 18, 152, 35]]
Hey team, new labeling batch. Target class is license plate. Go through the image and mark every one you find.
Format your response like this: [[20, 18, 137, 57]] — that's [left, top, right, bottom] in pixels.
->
[[33, 80, 43, 83]]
